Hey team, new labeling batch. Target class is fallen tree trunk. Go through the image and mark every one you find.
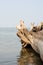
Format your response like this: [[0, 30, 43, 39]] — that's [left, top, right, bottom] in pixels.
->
[[16, 20, 43, 61]]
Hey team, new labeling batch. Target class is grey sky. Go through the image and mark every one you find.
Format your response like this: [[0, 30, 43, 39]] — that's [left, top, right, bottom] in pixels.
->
[[0, 0, 43, 27]]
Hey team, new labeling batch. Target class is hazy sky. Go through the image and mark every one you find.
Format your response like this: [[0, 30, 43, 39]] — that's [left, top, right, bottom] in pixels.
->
[[0, 0, 43, 27]]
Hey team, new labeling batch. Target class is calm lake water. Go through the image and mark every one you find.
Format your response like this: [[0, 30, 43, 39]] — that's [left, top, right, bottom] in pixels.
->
[[0, 28, 43, 65]]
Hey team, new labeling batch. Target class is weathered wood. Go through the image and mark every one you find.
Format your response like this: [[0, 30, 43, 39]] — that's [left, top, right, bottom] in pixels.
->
[[16, 20, 43, 61], [17, 31, 31, 44]]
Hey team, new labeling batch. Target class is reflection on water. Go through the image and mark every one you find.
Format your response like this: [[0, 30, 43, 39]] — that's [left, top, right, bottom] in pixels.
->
[[0, 28, 43, 65], [18, 47, 43, 65]]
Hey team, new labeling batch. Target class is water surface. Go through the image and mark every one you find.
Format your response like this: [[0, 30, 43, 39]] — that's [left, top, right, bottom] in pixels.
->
[[0, 28, 43, 65]]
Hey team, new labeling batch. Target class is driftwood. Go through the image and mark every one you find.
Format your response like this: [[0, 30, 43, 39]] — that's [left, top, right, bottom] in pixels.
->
[[16, 20, 43, 61]]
